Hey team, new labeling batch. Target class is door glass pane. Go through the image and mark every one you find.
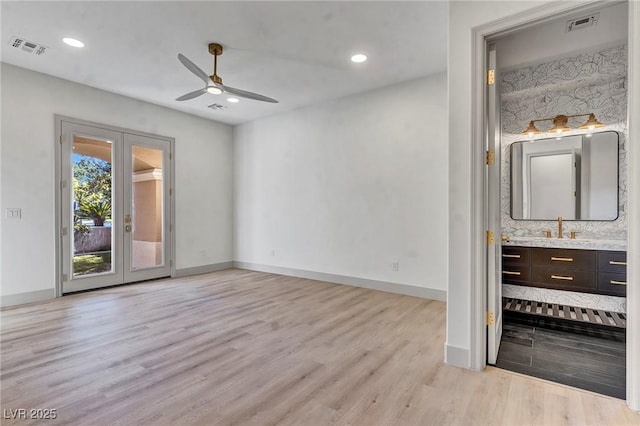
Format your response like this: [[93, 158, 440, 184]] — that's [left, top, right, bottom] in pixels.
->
[[72, 136, 113, 276], [131, 146, 164, 269]]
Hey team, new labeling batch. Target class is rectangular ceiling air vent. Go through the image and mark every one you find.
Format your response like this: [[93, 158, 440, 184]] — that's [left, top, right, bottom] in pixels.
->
[[566, 12, 599, 32], [208, 103, 227, 110], [9, 36, 48, 55]]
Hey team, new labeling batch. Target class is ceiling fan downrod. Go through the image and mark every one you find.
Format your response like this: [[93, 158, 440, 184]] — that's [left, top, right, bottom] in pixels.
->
[[209, 43, 223, 85]]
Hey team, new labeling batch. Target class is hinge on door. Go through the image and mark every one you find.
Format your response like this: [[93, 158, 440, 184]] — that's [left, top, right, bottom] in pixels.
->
[[59, 135, 63, 144], [62, 273, 68, 282], [60, 180, 67, 190], [169, 152, 172, 160], [60, 227, 68, 236], [487, 311, 495, 326], [487, 69, 495, 85], [486, 230, 495, 245], [169, 188, 173, 196], [486, 150, 495, 165]]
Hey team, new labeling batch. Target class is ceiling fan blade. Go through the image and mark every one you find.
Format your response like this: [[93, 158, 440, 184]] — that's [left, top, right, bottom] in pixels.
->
[[177, 53, 210, 84], [221, 84, 279, 103], [175, 88, 207, 101]]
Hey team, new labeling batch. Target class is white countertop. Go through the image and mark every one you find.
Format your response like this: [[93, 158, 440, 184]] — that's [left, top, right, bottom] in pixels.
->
[[502, 236, 627, 251]]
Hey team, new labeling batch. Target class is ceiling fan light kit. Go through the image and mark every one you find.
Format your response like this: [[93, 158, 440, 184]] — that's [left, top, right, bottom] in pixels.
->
[[176, 42, 278, 105]]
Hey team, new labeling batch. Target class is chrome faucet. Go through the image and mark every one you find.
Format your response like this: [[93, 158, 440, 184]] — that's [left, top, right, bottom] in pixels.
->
[[557, 216, 563, 239]]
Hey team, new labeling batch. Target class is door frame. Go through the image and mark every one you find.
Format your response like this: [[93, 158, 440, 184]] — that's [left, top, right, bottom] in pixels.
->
[[54, 115, 176, 297], [470, 1, 639, 410]]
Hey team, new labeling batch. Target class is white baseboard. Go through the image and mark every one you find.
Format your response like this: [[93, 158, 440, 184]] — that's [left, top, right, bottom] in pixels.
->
[[444, 343, 470, 368], [233, 261, 446, 302], [174, 261, 234, 278], [1, 289, 55, 307]]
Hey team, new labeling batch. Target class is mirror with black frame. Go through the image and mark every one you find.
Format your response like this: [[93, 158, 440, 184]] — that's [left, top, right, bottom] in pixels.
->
[[510, 131, 619, 220]]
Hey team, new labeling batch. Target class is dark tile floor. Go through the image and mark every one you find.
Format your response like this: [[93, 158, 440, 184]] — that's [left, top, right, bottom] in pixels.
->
[[495, 313, 626, 399]]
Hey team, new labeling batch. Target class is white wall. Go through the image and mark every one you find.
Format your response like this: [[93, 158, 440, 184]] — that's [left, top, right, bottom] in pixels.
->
[[234, 73, 448, 295], [0, 63, 233, 298]]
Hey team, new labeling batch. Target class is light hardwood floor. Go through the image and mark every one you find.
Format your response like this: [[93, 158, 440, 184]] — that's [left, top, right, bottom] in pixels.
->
[[1, 269, 638, 425]]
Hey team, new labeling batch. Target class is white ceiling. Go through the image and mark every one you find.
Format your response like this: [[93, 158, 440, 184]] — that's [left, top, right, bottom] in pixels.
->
[[1, 1, 448, 125]]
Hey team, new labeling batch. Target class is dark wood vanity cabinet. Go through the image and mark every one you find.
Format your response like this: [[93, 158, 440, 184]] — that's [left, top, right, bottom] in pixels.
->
[[597, 251, 628, 296], [502, 246, 627, 297]]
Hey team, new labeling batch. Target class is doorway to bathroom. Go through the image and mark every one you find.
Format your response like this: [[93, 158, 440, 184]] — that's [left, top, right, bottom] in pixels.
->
[[484, 1, 629, 399]]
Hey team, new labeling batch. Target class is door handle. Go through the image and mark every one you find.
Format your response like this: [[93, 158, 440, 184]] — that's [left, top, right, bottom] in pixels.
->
[[125, 224, 132, 232], [124, 214, 132, 223]]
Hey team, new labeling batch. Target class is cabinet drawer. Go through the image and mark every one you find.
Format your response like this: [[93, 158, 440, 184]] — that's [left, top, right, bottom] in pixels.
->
[[598, 272, 627, 296], [531, 248, 596, 270], [502, 265, 530, 284], [598, 251, 627, 274], [502, 246, 530, 266], [531, 266, 596, 290]]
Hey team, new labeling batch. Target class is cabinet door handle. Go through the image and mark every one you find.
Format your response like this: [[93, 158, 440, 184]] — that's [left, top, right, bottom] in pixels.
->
[[502, 271, 521, 276], [610, 280, 627, 286], [609, 260, 627, 266], [502, 254, 521, 259], [551, 257, 573, 262], [551, 275, 574, 281]]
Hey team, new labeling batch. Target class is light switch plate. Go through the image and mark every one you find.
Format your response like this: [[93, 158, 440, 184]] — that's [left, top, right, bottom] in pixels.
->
[[5, 208, 21, 219]]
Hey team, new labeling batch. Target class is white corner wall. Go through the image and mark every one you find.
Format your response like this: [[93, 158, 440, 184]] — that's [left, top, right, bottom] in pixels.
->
[[234, 73, 448, 298], [0, 63, 233, 300]]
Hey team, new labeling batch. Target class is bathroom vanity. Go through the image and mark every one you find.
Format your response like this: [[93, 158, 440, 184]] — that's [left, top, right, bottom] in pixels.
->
[[502, 246, 627, 297]]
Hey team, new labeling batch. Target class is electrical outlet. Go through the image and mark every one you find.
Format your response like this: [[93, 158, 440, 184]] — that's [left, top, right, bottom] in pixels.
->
[[392, 261, 399, 271], [5, 208, 21, 219]]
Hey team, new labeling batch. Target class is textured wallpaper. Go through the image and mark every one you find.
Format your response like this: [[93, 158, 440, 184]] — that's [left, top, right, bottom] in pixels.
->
[[501, 44, 628, 241], [500, 44, 628, 312]]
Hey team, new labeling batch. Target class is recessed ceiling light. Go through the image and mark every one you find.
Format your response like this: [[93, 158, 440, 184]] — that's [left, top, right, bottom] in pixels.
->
[[227, 97, 239, 103], [350, 53, 367, 63], [62, 37, 85, 48]]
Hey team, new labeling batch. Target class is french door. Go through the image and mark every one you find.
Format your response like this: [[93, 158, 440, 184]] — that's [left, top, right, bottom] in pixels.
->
[[59, 119, 172, 293]]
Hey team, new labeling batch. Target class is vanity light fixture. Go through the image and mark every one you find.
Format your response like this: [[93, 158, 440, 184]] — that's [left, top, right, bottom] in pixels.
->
[[549, 115, 571, 134], [578, 113, 604, 131], [523, 121, 542, 137], [521, 113, 604, 136]]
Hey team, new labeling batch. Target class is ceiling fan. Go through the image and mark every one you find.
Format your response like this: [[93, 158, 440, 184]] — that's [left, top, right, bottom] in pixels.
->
[[176, 43, 278, 104]]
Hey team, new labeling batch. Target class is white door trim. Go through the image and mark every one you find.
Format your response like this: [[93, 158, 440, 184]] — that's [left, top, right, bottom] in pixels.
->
[[54, 115, 176, 297], [468, 1, 639, 411]]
